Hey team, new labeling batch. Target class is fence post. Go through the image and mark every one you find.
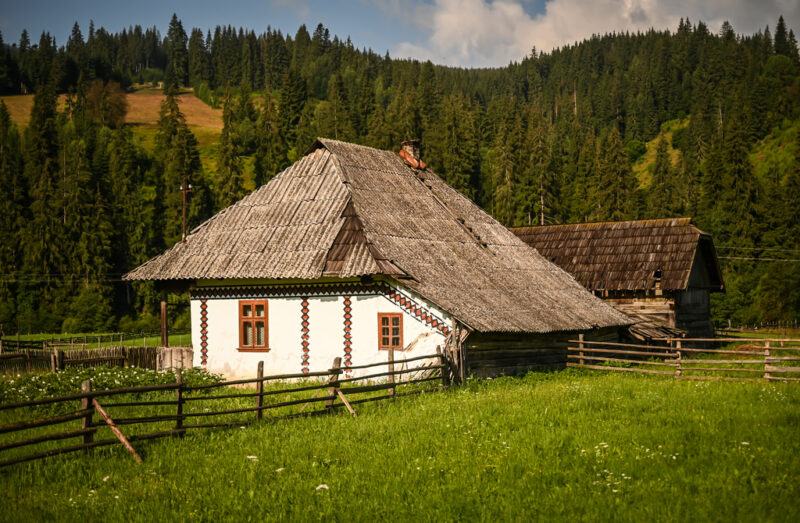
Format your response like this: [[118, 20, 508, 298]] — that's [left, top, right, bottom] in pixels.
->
[[175, 368, 184, 435], [388, 344, 395, 398], [57, 349, 64, 371], [437, 345, 450, 387], [675, 340, 682, 379], [764, 341, 770, 381], [81, 380, 94, 444], [256, 361, 264, 421], [326, 357, 342, 410], [578, 333, 585, 367]]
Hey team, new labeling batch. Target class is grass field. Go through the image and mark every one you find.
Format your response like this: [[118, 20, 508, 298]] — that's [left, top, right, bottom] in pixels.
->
[[1, 370, 798, 521]]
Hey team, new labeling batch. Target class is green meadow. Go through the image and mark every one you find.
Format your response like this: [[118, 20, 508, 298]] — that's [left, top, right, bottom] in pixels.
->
[[1, 370, 798, 521]]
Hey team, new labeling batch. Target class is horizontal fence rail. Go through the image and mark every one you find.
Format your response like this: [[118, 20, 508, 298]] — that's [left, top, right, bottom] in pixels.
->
[[567, 335, 800, 382], [0, 351, 449, 468], [0, 331, 191, 352], [0, 345, 192, 375]]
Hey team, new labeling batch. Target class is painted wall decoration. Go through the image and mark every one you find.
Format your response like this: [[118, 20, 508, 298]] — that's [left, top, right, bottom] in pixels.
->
[[190, 280, 449, 378], [200, 299, 209, 367], [343, 295, 353, 376]]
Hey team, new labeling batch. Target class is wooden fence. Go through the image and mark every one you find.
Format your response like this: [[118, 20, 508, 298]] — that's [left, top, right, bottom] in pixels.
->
[[567, 335, 800, 382], [0, 331, 191, 353], [0, 352, 449, 468], [0, 346, 192, 375]]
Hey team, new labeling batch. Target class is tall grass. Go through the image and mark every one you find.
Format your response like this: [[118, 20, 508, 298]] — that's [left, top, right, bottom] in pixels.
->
[[1, 370, 798, 521]]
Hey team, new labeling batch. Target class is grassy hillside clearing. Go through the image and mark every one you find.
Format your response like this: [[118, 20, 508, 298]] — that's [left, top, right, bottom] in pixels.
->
[[0, 89, 223, 176], [1, 370, 797, 521], [632, 118, 686, 187]]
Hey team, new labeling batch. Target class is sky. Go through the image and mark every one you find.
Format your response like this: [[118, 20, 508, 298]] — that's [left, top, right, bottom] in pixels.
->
[[1, 0, 798, 68]]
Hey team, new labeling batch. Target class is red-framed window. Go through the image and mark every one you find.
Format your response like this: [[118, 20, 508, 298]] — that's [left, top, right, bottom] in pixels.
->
[[239, 300, 269, 351], [378, 313, 403, 350]]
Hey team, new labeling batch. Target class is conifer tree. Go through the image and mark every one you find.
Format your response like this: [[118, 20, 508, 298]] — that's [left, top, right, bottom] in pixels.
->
[[155, 86, 210, 245], [216, 86, 246, 209], [597, 127, 635, 221], [278, 68, 307, 156], [0, 102, 25, 326], [647, 137, 675, 218], [21, 80, 65, 330], [164, 14, 188, 89], [254, 90, 285, 186]]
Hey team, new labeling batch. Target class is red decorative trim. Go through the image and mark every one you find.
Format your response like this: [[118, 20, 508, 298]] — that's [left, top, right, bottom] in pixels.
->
[[382, 288, 450, 336], [343, 295, 353, 377], [301, 298, 310, 373], [192, 282, 383, 300], [200, 299, 209, 368]]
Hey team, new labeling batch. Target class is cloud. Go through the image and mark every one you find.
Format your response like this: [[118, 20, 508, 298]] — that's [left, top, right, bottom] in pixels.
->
[[386, 0, 800, 68]]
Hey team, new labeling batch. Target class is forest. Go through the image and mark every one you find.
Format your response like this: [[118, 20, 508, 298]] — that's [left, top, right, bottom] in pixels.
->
[[0, 14, 799, 334]]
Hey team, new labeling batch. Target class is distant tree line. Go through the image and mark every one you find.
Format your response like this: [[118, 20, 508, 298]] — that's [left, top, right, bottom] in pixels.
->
[[0, 14, 799, 333]]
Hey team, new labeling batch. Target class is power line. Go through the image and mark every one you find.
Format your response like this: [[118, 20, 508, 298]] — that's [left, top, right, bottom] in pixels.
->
[[717, 246, 800, 253], [718, 256, 800, 263]]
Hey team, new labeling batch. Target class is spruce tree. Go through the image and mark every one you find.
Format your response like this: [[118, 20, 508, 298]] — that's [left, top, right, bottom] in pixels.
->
[[597, 127, 636, 221], [254, 90, 285, 186], [0, 102, 25, 326], [164, 14, 188, 89], [155, 86, 210, 245], [647, 137, 675, 218], [216, 86, 246, 209]]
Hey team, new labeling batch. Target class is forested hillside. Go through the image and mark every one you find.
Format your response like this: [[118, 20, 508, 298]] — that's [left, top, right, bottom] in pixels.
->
[[0, 15, 799, 334]]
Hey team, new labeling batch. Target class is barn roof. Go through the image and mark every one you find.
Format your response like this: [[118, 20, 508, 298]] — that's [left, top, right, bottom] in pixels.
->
[[125, 139, 631, 333], [511, 218, 724, 292]]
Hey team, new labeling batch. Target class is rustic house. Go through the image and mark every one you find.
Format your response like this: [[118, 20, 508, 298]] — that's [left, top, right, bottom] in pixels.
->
[[511, 218, 724, 339], [125, 139, 631, 378]]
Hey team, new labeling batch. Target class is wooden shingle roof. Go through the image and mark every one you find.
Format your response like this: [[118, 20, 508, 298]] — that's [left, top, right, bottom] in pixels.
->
[[125, 139, 631, 333], [511, 218, 724, 292]]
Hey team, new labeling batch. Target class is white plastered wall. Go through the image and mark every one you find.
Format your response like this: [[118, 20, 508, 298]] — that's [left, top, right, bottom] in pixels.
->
[[190, 282, 449, 379]]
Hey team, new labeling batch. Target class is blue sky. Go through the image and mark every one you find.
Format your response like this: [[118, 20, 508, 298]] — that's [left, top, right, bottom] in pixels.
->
[[1, 1, 796, 68]]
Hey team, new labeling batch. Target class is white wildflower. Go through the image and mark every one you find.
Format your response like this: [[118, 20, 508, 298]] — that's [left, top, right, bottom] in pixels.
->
[[316, 484, 329, 491]]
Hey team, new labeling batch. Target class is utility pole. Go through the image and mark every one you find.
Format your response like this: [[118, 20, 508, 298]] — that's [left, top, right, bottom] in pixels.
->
[[180, 177, 192, 242]]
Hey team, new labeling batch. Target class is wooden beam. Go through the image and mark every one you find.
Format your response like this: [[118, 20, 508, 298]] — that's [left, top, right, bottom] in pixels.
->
[[160, 291, 169, 348], [92, 399, 143, 464]]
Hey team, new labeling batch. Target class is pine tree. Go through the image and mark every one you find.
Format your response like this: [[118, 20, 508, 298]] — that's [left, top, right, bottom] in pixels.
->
[[428, 93, 477, 199], [647, 137, 675, 218], [254, 90, 284, 186], [0, 102, 26, 326], [164, 14, 188, 89], [216, 86, 246, 209], [20, 80, 68, 331], [155, 86, 210, 245], [278, 68, 307, 156], [597, 127, 636, 221], [774, 16, 790, 57], [188, 28, 209, 86]]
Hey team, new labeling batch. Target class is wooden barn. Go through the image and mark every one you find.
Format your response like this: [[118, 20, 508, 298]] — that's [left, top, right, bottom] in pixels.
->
[[125, 139, 631, 378], [511, 218, 724, 339]]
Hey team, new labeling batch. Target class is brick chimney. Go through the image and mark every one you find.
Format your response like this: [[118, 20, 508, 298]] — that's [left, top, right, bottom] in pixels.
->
[[399, 139, 426, 169]]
